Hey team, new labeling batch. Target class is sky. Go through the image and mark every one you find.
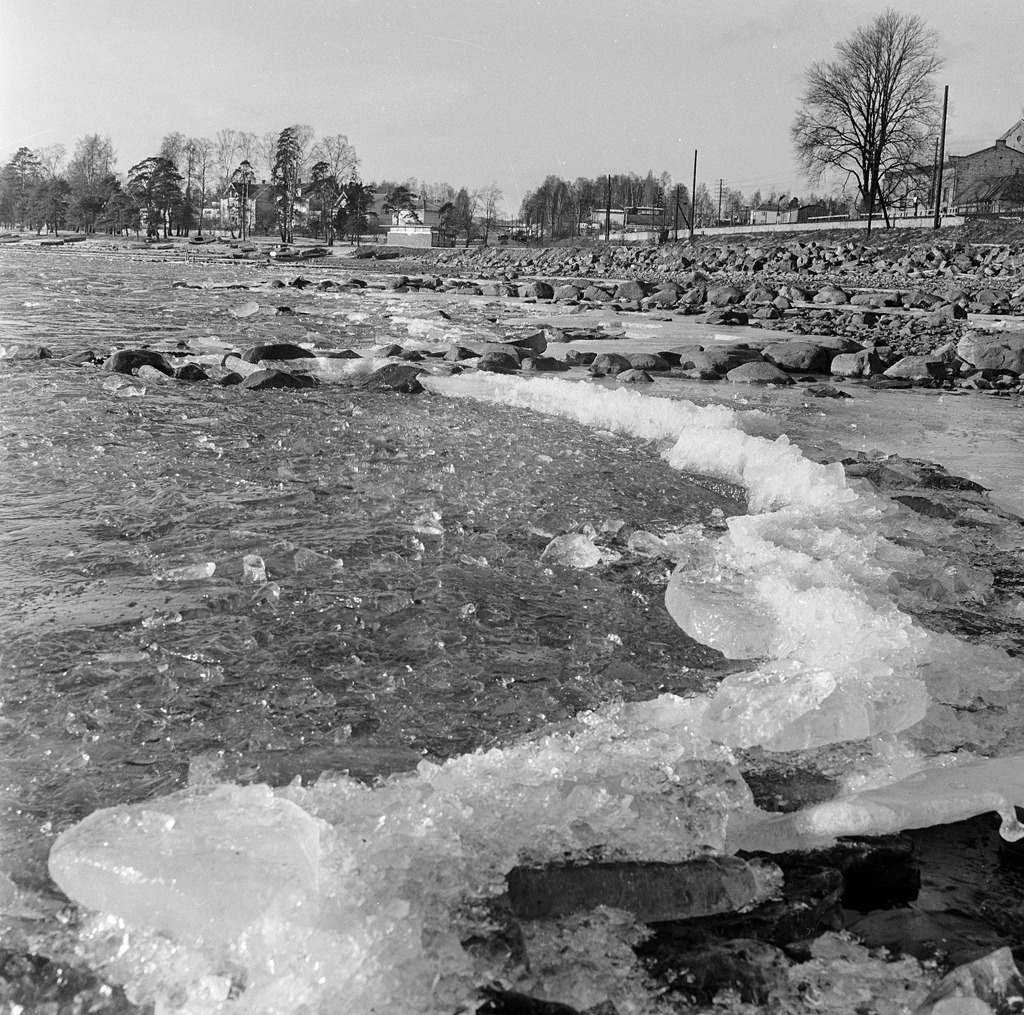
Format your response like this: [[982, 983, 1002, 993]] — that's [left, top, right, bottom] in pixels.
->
[[2, 0, 1023, 214]]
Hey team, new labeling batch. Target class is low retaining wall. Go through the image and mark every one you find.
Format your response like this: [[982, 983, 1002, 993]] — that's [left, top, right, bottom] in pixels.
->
[[695, 216, 965, 237]]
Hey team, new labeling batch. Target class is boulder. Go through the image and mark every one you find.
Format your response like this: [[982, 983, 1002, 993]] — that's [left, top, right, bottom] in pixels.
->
[[517, 281, 554, 299], [614, 280, 648, 301], [241, 343, 316, 363], [583, 285, 614, 302], [956, 332, 1024, 375], [520, 356, 570, 372], [616, 368, 654, 383], [627, 352, 671, 371], [674, 347, 760, 374], [506, 330, 547, 356], [727, 362, 794, 385], [477, 351, 520, 374], [174, 363, 210, 382], [363, 363, 425, 393], [883, 356, 947, 381], [553, 284, 582, 301], [707, 283, 745, 307], [105, 349, 174, 376], [761, 341, 832, 373], [830, 349, 886, 378], [589, 352, 633, 376], [812, 286, 849, 305], [240, 368, 318, 391]]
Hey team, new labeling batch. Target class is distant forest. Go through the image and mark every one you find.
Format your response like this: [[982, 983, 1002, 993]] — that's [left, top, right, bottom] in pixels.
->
[[0, 124, 826, 243]]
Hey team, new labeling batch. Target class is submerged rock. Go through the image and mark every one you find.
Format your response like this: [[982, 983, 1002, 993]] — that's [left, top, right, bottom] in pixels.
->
[[240, 368, 318, 390], [363, 362, 425, 392], [104, 349, 174, 376], [241, 342, 316, 363], [505, 856, 778, 922]]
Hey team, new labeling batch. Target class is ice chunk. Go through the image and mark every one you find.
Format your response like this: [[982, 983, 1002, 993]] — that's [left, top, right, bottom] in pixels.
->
[[48, 784, 321, 943], [242, 553, 266, 582], [540, 532, 620, 568], [729, 753, 1024, 854], [665, 568, 774, 659]]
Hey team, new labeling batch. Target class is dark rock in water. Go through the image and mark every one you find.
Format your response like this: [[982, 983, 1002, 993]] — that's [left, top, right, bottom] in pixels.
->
[[219, 371, 243, 386], [506, 857, 767, 922], [564, 349, 596, 366], [105, 349, 174, 376], [762, 341, 832, 373], [583, 284, 614, 302], [241, 343, 316, 363], [804, 383, 851, 399], [893, 495, 957, 519], [845, 907, 1007, 966], [698, 308, 748, 325], [61, 350, 101, 365], [867, 375, 913, 389], [240, 368, 318, 390], [477, 351, 521, 374], [3, 343, 52, 359], [645, 938, 790, 1006], [477, 986, 581, 1014], [288, 276, 313, 288], [616, 368, 654, 383], [319, 348, 362, 359], [174, 363, 209, 382], [380, 343, 404, 357], [364, 363, 425, 393], [399, 349, 424, 361], [589, 352, 633, 376], [727, 362, 793, 385], [506, 330, 548, 356], [627, 352, 671, 371], [520, 355, 569, 372]]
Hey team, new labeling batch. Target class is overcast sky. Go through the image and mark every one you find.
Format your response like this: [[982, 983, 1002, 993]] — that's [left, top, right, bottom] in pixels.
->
[[2, 0, 1022, 213]]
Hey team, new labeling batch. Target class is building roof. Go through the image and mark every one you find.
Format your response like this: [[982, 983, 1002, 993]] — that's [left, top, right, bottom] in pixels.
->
[[997, 119, 1024, 152], [955, 171, 1024, 207]]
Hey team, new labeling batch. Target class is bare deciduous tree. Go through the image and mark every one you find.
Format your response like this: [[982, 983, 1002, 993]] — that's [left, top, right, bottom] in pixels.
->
[[791, 9, 942, 232]]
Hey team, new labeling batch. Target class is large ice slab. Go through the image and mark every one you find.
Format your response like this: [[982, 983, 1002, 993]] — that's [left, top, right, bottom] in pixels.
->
[[49, 783, 321, 943]]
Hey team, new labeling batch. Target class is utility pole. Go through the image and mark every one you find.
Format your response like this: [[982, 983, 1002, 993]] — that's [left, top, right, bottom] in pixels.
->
[[929, 138, 939, 217], [604, 174, 611, 243], [933, 85, 949, 230], [717, 178, 724, 226], [689, 150, 697, 240]]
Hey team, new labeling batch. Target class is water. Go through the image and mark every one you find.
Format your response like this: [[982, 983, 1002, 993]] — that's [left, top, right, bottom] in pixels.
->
[[2, 245, 1024, 1013]]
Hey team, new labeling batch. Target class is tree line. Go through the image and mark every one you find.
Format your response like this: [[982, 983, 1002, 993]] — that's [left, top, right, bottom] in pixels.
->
[[0, 125, 508, 245]]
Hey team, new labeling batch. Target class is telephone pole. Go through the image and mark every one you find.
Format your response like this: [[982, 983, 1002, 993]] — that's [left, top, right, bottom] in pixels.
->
[[933, 85, 949, 230], [689, 150, 697, 240], [717, 179, 724, 226]]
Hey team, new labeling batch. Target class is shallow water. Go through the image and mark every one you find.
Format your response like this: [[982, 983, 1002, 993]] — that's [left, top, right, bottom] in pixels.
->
[[2, 246, 1024, 1013]]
